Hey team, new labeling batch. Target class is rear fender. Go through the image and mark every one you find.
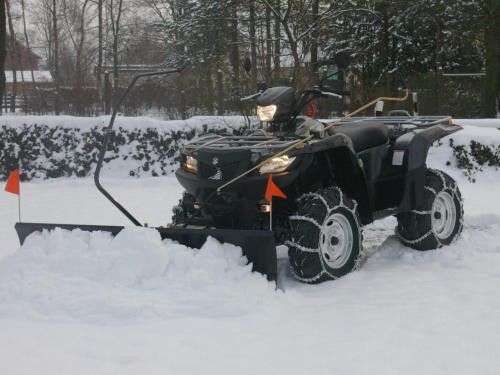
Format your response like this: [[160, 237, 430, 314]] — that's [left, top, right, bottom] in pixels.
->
[[394, 124, 462, 210], [394, 124, 462, 170]]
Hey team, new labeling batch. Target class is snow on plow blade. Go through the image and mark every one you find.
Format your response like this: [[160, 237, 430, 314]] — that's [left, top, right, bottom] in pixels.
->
[[15, 222, 277, 281]]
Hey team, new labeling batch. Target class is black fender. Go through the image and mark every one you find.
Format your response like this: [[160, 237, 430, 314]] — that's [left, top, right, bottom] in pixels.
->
[[299, 134, 372, 222], [394, 124, 462, 210], [394, 124, 462, 170]]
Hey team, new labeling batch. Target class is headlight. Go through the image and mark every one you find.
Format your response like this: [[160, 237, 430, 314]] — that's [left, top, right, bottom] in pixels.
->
[[257, 105, 277, 122], [259, 155, 296, 174], [184, 155, 198, 173]]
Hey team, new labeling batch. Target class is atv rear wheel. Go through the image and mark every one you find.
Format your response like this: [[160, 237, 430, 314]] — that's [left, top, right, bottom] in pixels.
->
[[287, 187, 363, 284], [397, 169, 463, 250]]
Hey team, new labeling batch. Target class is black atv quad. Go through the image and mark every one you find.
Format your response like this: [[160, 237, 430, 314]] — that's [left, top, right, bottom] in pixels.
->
[[173, 85, 464, 283]]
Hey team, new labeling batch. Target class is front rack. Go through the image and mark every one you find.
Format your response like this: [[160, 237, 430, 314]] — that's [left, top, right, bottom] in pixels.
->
[[184, 134, 299, 151]]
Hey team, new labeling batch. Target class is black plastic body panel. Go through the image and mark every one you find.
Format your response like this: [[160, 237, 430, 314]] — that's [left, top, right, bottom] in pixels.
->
[[256, 86, 296, 122], [392, 124, 462, 210], [175, 123, 462, 229], [176, 168, 299, 202], [394, 124, 462, 170]]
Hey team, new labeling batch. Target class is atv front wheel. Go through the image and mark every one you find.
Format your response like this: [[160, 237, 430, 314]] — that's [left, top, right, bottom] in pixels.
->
[[397, 169, 463, 250], [287, 187, 363, 284]]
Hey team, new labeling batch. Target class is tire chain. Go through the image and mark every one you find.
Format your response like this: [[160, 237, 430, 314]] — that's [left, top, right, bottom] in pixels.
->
[[396, 169, 464, 248], [287, 188, 364, 283]]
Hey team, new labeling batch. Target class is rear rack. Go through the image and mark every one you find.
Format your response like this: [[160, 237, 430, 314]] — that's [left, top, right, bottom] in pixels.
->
[[184, 134, 299, 151], [332, 115, 452, 128]]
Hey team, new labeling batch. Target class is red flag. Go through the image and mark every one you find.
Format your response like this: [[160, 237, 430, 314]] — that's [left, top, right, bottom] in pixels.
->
[[265, 174, 287, 201], [5, 169, 20, 195], [305, 102, 318, 118]]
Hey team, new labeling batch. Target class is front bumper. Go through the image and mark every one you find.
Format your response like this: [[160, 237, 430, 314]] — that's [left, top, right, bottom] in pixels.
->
[[175, 168, 298, 201]]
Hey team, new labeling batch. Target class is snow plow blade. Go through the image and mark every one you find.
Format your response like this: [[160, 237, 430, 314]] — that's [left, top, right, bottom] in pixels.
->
[[15, 222, 277, 281]]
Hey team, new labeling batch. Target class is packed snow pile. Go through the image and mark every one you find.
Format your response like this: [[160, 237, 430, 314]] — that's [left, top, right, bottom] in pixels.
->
[[428, 125, 500, 182], [0, 227, 276, 322]]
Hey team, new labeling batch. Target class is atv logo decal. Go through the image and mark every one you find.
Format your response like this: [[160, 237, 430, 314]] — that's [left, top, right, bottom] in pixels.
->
[[208, 157, 222, 180]]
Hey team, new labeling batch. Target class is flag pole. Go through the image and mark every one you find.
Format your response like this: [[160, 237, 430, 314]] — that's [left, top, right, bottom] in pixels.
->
[[18, 159, 22, 222], [269, 197, 273, 231]]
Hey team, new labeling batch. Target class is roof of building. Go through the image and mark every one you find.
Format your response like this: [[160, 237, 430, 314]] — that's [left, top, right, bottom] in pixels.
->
[[5, 70, 53, 83]]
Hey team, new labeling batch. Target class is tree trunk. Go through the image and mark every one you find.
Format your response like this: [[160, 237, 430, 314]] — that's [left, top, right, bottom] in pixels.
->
[[229, 0, 240, 87], [111, 0, 124, 107], [97, 0, 103, 113], [482, 0, 500, 117], [310, 0, 319, 77], [216, 69, 223, 115], [20, 0, 35, 92], [52, 0, 59, 114], [0, 0, 6, 114], [273, 0, 280, 78], [249, 0, 258, 88], [265, 3, 272, 82], [282, 26, 301, 85], [5, 0, 16, 112], [380, 1, 391, 94], [75, 0, 90, 115]]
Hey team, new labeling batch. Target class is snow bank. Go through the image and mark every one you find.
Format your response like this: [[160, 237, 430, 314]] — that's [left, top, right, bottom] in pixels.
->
[[0, 115, 251, 132], [428, 125, 500, 183], [455, 118, 500, 129], [1, 115, 498, 181], [0, 227, 276, 323]]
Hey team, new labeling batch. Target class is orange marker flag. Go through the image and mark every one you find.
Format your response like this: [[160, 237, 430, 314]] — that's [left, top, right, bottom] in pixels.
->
[[5, 169, 20, 195], [264, 174, 287, 201]]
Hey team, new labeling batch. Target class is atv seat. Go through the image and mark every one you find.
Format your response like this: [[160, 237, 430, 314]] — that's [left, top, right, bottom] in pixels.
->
[[331, 123, 389, 152]]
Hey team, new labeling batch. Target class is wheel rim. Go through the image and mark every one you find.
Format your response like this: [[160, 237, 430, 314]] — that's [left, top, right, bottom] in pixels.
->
[[431, 191, 457, 240], [319, 213, 353, 269]]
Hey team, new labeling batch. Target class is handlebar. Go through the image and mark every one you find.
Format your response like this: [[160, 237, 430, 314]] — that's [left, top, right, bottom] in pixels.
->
[[240, 92, 262, 101]]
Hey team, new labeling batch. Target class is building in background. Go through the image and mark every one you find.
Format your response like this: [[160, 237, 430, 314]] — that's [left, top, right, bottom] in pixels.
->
[[2, 37, 54, 113]]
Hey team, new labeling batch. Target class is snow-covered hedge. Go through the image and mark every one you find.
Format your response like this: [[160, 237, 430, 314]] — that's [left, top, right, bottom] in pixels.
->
[[0, 116, 498, 181], [0, 115, 251, 180]]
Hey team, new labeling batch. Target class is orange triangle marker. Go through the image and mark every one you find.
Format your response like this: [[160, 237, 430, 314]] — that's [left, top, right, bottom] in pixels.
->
[[264, 174, 286, 202], [5, 169, 20, 195]]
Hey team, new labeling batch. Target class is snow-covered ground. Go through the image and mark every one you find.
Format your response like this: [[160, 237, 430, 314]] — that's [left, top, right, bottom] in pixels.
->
[[0, 124, 499, 374]]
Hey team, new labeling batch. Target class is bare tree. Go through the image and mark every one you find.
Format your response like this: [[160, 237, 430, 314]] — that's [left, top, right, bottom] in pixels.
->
[[96, 0, 103, 110], [249, 0, 258, 87], [62, 0, 92, 89], [0, 0, 6, 114], [108, 0, 124, 104], [482, 0, 500, 117], [52, 0, 60, 114], [20, 0, 36, 89], [5, 0, 18, 112]]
